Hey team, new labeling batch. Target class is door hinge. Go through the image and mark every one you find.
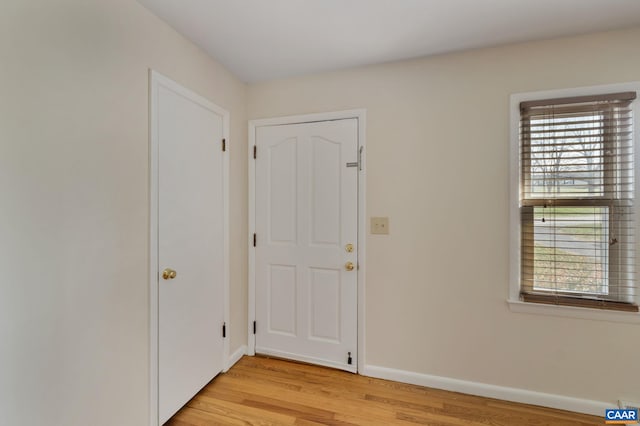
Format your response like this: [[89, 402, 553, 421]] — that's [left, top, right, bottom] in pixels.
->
[[347, 352, 352, 365], [222, 138, 226, 152], [253, 321, 257, 334], [222, 322, 226, 338], [253, 233, 256, 247], [253, 145, 257, 159]]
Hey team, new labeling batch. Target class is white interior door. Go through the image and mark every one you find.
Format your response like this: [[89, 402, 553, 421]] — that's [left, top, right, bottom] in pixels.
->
[[155, 76, 225, 424], [255, 119, 358, 372]]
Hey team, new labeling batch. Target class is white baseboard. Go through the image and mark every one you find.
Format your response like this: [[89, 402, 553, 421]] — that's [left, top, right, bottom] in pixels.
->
[[226, 345, 247, 371], [362, 364, 610, 416]]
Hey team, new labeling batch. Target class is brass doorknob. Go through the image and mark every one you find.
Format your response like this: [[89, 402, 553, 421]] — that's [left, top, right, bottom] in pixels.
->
[[345, 262, 355, 271], [162, 268, 177, 280]]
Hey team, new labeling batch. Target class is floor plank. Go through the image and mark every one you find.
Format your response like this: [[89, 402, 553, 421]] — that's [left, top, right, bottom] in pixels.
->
[[166, 356, 602, 426]]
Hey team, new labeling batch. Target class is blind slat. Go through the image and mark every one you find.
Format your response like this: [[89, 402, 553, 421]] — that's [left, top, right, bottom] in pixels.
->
[[520, 293, 638, 312], [520, 91, 636, 109]]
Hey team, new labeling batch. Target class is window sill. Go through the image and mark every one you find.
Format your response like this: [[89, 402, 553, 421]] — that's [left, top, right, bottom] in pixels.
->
[[507, 299, 640, 324]]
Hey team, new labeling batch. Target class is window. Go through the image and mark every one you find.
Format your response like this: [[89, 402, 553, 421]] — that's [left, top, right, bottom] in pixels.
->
[[516, 89, 638, 312]]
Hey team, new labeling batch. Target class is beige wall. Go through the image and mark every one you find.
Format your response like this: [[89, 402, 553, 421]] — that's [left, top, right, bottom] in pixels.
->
[[2, 1, 638, 423], [0, 1, 247, 425], [248, 27, 640, 406]]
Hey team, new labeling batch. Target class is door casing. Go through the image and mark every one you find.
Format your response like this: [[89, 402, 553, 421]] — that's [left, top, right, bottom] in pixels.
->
[[149, 70, 230, 426], [248, 109, 366, 371]]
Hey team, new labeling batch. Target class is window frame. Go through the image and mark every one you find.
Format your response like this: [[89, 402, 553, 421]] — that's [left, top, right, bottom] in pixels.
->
[[509, 82, 640, 323]]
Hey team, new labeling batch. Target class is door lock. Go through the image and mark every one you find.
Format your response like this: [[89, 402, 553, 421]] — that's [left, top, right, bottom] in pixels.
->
[[162, 268, 177, 280]]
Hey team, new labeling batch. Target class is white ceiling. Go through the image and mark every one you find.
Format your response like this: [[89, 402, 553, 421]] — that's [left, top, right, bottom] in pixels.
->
[[138, 0, 640, 83]]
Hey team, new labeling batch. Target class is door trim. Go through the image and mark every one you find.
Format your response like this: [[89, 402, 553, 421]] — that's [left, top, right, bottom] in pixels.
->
[[149, 70, 230, 426], [248, 109, 367, 372]]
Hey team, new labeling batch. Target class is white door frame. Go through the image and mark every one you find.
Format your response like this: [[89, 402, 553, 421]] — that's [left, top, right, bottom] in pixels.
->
[[148, 70, 230, 426], [248, 109, 366, 371]]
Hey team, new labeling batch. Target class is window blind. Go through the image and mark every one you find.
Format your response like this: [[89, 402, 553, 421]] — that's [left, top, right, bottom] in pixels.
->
[[519, 91, 638, 312]]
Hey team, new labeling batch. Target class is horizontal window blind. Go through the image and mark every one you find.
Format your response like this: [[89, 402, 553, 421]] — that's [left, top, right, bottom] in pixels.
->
[[519, 92, 638, 311]]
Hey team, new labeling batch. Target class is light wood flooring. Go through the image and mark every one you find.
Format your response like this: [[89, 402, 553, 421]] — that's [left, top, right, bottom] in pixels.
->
[[167, 356, 602, 426]]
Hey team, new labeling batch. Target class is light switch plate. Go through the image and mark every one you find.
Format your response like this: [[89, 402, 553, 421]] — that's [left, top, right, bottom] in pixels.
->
[[371, 217, 389, 234]]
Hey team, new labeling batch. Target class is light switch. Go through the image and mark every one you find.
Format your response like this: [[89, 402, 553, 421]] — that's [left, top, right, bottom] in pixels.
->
[[371, 217, 389, 235]]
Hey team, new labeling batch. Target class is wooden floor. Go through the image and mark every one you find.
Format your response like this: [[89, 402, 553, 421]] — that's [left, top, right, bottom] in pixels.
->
[[167, 356, 602, 426]]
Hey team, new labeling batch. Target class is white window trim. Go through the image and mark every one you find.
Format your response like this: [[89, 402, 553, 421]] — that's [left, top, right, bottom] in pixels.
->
[[509, 82, 640, 324]]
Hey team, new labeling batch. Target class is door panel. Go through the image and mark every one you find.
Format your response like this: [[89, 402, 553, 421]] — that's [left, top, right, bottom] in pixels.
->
[[255, 119, 358, 372], [268, 264, 297, 336], [309, 267, 341, 342], [310, 137, 341, 246], [157, 83, 224, 424], [269, 138, 297, 244]]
